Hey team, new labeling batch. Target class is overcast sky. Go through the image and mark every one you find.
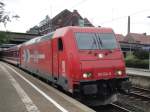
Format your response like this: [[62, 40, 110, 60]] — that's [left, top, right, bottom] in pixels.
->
[[1, 0, 150, 35]]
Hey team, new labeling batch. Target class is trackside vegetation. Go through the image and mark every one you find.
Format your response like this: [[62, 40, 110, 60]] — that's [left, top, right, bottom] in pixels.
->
[[125, 50, 149, 69], [0, 32, 10, 45]]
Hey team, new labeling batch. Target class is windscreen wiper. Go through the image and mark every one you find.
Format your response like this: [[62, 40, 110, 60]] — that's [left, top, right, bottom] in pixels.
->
[[88, 37, 97, 54], [98, 36, 103, 47], [95, 33, 102, 50]]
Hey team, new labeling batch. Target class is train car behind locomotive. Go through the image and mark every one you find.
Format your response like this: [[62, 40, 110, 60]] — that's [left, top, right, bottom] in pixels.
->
[[1, 26, 130, 105], [1, 45, 21, 65]]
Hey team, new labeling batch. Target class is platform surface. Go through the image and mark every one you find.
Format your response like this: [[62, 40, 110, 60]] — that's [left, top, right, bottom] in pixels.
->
[[126, 67, 150, 77], [0, 61, 95, 112]]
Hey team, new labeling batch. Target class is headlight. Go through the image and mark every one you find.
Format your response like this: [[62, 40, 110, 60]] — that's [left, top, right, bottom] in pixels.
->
[[83, 72, 92, 78], [116, 70, 123, 76], [98, 53, 104, 58]]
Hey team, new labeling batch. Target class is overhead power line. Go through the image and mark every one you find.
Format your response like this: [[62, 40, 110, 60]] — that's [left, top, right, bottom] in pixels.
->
[[101, 9, 150, 25], [70, 0, 89, 9]]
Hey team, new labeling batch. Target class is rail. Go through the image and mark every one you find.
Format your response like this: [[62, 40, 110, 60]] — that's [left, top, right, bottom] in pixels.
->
[[110, 103, 132, 112], [129, 86, 150, 101]]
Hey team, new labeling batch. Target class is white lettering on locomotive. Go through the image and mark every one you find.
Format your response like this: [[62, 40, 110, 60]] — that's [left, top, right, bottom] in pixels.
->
[[98, 72, 111, 76], [30, 50, 45, 63]]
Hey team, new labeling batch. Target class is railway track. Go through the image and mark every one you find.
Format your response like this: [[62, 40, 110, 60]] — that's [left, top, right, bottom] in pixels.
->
[[92, 103, 133, 112], [90, 86, 150, 112], [129, 86, 150, 101], [110, 103, 132, 112]]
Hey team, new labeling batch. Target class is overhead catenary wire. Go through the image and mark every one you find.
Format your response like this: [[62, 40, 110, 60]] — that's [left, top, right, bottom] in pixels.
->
[[70, 0, 89, 10], [100, 8, 150, 25]]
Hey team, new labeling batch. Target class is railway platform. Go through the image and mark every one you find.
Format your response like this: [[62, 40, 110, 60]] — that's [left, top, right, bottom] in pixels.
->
[[126, 67, 150, 90], [0, 61, 95, 112], [126, 67, 150, 77]]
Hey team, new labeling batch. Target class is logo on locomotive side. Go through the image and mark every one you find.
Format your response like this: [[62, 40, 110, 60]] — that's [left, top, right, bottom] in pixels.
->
[[23, 49, 45, 63], [23, 49, 30, 63], [30, 50, 45, 63]]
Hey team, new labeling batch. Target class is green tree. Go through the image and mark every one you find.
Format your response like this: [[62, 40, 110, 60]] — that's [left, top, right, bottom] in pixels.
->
[[0, 1, 19, 44], [0, 32, 10, 45], [133, 49, 149, 59], [0, 1, 11, 27], [0, 1, 10, 44], [0, 1, 20, 26]]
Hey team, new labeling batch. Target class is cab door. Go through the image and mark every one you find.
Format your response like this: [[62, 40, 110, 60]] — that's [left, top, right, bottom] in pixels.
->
[[52, 38, 63, 81]]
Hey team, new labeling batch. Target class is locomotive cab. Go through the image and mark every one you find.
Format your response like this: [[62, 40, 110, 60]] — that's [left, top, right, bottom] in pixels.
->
[[60, 27, 131, 105]]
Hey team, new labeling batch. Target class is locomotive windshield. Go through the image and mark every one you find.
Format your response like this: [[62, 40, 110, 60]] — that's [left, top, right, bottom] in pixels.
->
[[75, 32, 118, 50]]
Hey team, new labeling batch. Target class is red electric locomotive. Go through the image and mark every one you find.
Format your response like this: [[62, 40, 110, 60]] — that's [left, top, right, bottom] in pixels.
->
[[1, 26, 130, 105]]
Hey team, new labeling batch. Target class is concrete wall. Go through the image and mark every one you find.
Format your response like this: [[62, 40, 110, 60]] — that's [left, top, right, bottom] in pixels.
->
[[129, 74, 150, 89]]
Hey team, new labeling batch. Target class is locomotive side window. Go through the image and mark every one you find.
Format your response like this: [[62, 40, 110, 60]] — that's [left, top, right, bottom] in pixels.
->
[[58, 38, 63, 51]]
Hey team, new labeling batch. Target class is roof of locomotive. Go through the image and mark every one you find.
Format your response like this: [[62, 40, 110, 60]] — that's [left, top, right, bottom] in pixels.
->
[[23, 32, 54, 46], [53, 26, 113, 38], [22, 26, 114, 46]]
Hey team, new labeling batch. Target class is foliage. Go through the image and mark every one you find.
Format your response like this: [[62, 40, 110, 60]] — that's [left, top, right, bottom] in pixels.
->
[[0, 1, 20, 27], [0, 1, 11, 26], [133, 49, 149, 59], [125, 58, 149, 69], [0, 1, 19, 44], [125, 53, 149, 69], [0, 32, 10, 44], [125, 53, 135, 60]]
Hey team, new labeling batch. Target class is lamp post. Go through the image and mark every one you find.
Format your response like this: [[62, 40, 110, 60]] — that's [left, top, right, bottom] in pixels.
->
[[149, 51, 150, 70], [147, 16, 150, 70], [148, 48, 150, 70]]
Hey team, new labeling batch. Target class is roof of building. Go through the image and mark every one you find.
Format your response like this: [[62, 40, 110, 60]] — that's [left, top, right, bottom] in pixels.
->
[[115, 33, 150, 45], [116, 34, 125, 42], [52, 9, 72, 24], [27, 9, 94, 35], [51, 9, 93, 27], [125, 33, 150, 45]]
